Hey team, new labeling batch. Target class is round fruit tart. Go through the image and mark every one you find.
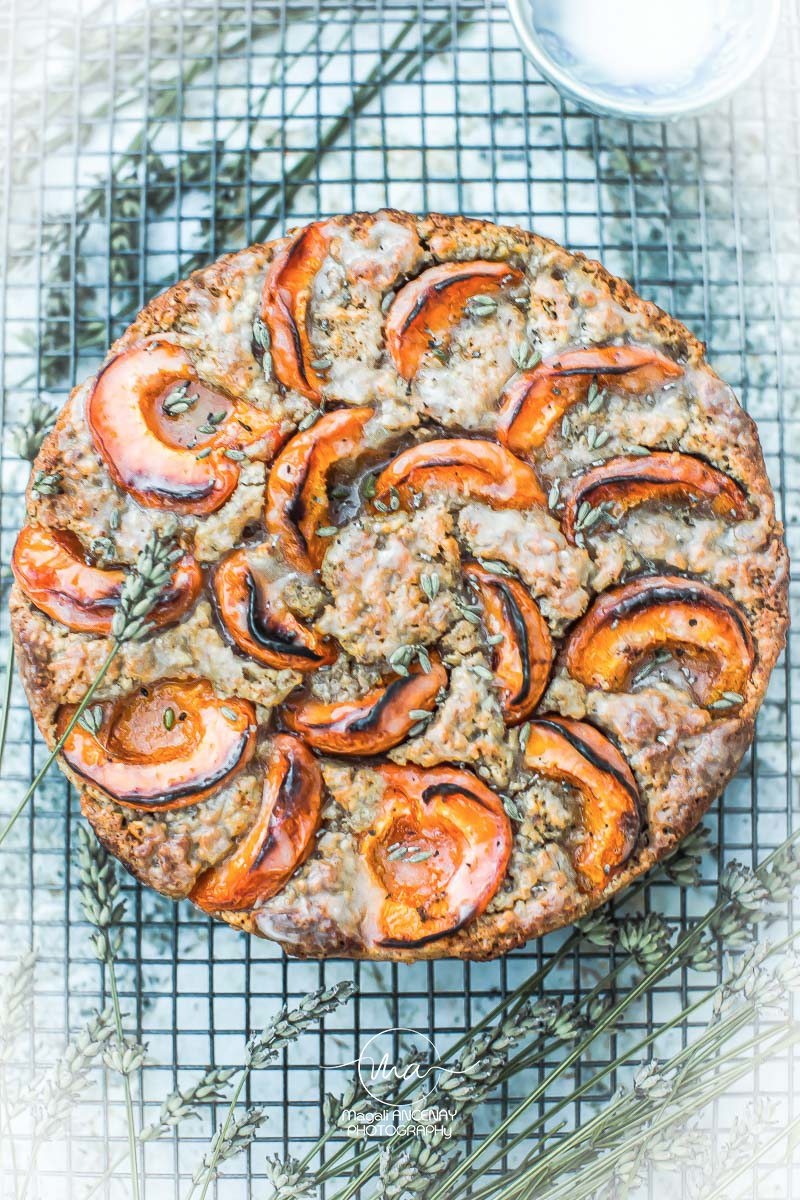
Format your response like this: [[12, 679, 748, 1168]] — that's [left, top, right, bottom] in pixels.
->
[[10, 211, 788, 960]]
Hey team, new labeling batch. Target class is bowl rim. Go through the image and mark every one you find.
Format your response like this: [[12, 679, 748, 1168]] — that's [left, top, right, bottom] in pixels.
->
[[504, 0, 782, 120]]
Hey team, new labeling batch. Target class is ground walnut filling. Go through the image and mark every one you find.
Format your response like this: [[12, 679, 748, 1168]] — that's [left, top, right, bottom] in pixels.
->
[[10, 210, 788, 961]]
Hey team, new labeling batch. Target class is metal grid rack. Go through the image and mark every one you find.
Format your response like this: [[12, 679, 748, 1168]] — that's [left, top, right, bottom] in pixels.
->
[[0, 1, 798, 1197]]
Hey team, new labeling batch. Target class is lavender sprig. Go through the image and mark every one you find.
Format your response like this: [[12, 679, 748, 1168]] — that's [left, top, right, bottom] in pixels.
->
[[9, 399, 58, 462], [191, 982, 355, 1200], [0, 532, 179, 849]]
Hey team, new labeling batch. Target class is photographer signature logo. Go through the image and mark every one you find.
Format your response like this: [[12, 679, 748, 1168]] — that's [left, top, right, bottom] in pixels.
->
[[340, 1026, 464, 1102]]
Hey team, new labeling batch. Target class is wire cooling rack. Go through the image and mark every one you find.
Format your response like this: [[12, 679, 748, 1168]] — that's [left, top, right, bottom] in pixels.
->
[[0, 2, 798, 1197]]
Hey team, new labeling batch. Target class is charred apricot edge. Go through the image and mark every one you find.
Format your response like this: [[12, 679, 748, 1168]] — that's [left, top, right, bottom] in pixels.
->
[[523, 716, 640, 892], [12, 523, 202, 635], [497, 344, 683, 455], [258, 223, 329, 400], [385, 260, 525, 380], [57, 679, 255, 810], [87, 341, 284, 514], [463, 562, 552, 724], [213, 549, 335, 671], [190, 735, 322, 912], [374, 438, 545, 510], [266, 406, 374, 571], [565, 575, 755, 707], [364, 763, 512, 947], [562, 452, 750, 543], [281, 656, 448, 756]]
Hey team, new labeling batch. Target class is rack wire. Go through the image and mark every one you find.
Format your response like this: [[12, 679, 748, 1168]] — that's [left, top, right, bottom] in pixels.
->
[[0, 1, 798, 1197]]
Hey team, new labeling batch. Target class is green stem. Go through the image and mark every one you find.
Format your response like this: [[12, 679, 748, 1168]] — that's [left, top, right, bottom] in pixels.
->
[[107, 958, 141, 1200], [193, 1068, 248, 1200], [315, 935, 580, 1190], [445, 980, 731, 1200], [0, 642, 118, 847], [424, 828, 800, 1200], [523, 1027, 800, 1200]]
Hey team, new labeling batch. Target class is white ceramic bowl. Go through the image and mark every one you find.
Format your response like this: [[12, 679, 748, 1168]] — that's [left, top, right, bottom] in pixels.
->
[[505, 0, 781, 121]]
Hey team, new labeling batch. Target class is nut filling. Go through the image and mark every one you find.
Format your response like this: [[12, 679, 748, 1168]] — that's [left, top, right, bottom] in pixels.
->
[[10, 210, 788, 961]]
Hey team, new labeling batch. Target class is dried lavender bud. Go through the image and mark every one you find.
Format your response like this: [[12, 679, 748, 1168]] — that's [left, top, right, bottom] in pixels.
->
[[191, 1105, 268, 1186], [9, 399, 58, 461], [264, 1154, 317, 1200], [576, 909, 617, 947], [110, 532, 181, 643], [31, 469, 63, 497], [139, 1066, 237, 1140], [76, 825, 125, 964], [246, 981, 355, 1070], [617, 913, 673, 971]]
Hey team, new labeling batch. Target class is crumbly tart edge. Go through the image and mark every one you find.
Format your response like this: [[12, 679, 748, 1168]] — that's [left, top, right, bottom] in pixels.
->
[[10, 210, 790, 961]]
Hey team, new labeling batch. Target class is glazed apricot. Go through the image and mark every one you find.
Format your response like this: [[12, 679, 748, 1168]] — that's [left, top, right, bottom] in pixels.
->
[[12, 524, 201, 635], [190, 735, 322, 912], [258, 222, 330, 400], [281, 656, 448, 756], [497, 344, 683, 455], [213, 549, 335, 671], [385, 260, 525, 379], [364, 764, 512, 947], [87, 341, 284, 514], [565, 575, 755, 707], [463, 562, 552, 724], [58, 679, 255, 809], [266, 406, 374, 572], [374, 438, 545, 510], [524, 716, 640, 892], [562, 452, 750, 543]]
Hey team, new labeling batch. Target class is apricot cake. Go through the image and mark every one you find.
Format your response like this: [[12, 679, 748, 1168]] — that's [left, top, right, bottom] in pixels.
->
[[10, 211, 788, 960]]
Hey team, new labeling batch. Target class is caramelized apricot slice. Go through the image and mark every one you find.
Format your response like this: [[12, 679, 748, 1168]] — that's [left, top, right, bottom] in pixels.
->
[[565, 575, 755, 707], [385, 260, 525, 380], [463, 563, 552, 724], [87, 341, 284, 514], [364, 764, 512, 947], [12, 523, 201, 635], [282, 656, 447, 756], [497, 345, 683, 455], [213, 549, 335, 671], [523, 716, 640, 892], [266, 406, 374, 571], [58, 679, 255, 810], [374, 439, 545, 509], [190, 735, 322, 912], [258, 223, 329, 400], [562, 453, 750, 543]]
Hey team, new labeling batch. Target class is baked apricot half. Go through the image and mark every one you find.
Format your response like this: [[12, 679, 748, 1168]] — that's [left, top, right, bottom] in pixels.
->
[[364, 764, 512, 947], [266, 406, 374, 572], [213, 549, 335, 671], [385, 260, 525, 379], [463, 562, 552, 724], [190, 735, 322, 912], [87, 341, 284, 514], [523, 716, 640, 892], [562, 452, 750, 543], [12, 524, 201, 635], [497, 344, 683, 455], [565, 575, 755, 707], [258, 222, 329, 400], [374, 438, 545, 509], [58, 679, 255, 810], [281, 656, 448, 756]]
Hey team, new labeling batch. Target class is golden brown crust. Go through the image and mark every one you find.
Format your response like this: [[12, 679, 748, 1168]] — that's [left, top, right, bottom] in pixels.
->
[[10, 209, 789, 961]]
